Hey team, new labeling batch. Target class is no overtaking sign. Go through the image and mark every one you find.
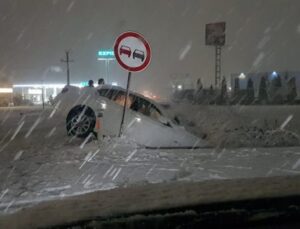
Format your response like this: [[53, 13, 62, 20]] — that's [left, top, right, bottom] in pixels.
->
[[114, 32, 151, 72]]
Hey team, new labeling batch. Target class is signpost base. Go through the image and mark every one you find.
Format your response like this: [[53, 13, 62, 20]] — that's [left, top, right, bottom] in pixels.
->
[[118, 71, 132, 137], [95, 113, 103, 147]]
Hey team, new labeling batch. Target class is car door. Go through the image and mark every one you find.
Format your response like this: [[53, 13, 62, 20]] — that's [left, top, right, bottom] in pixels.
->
[[97, 88, 135, 137], [123, 96, 204, 148]]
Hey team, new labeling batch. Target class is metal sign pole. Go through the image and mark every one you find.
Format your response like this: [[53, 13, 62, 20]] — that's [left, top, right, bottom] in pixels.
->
[[215, 45, 222, 88], [118, 71, 132, 137], [105, 60, 109, 84], [42, 85, 45, 110]]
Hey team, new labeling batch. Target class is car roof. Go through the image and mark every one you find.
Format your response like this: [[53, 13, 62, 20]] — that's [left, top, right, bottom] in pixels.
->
[[98, 85, 166, 114]]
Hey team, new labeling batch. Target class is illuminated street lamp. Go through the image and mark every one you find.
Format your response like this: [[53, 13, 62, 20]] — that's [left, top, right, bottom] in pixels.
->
[[0, 88, 13, 93], [271, 71, 278, 78], [177, 85, 183, 90], [239, 73, 246, 79], [97, 49, 115, 84]]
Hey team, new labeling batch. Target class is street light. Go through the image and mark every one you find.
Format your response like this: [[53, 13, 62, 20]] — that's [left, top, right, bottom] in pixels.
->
[[239, 73, 246, 79], [271, 71, 278, 78]]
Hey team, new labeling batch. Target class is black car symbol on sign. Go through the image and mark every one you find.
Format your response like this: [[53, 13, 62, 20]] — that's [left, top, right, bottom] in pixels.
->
[[133, 49, 145, 62], [120, 45, 131, 57]]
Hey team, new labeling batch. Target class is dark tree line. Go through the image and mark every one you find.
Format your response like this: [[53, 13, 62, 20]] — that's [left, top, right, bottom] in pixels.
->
[[172, 75, 298, 105]]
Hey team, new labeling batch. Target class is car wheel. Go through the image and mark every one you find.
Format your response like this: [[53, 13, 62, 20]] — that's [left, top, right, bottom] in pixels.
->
[[66, 105, 96, 138]]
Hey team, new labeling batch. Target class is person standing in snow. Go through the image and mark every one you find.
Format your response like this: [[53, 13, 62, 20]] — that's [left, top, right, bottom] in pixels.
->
[[98, 78, 105, 86], [88, 80, 94, 87], [96, 78, 105, 90], [82, 80, 97, 97], [194, 78, 203, 103]]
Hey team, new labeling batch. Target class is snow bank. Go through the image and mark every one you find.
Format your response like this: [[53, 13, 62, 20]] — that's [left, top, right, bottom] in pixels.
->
[[170, 104, 300, 147]]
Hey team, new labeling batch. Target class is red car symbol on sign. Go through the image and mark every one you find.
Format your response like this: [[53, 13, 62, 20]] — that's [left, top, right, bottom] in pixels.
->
[[133, 49, 145, 62], [119, 45, 131, 57]]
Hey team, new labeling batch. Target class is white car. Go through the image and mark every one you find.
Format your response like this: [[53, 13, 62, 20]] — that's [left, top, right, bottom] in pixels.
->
[[54, 85, 207, 148]]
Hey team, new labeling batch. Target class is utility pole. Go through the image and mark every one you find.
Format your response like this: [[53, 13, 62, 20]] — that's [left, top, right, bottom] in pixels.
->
[[41, 83, 45, 110], [61, 50, 74, 85]]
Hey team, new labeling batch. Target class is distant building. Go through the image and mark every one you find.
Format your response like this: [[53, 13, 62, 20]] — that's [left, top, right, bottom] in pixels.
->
[[170, 73, 195, 92], [0, 82, 13, 106], [230, 71, 300, 100], [12, 83, 84, 105]]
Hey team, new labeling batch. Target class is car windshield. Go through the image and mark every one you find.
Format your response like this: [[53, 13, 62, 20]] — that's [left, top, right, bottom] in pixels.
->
[[1, 0, 300, 227]]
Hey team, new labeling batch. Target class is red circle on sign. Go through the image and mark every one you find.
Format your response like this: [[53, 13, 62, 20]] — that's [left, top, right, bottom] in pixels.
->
[[114, 32, 151, 72]]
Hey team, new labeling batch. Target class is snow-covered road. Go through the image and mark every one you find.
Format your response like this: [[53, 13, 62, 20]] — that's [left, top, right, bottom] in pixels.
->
[[0, 107, 300, 214]]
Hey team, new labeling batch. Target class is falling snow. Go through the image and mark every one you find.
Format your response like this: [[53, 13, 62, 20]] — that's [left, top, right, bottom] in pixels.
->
[[296, 24, 300, 34], [1, 1, 300, 220], [252, 52, 265, 67], [66, 1, 75, 13], [179, 42, 192, 61], [13, 150, 23, 161], [280, 115, 293, 130]]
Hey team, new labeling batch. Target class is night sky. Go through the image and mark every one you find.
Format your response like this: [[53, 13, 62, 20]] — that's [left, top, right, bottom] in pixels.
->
[[0, 0, 300, 96]]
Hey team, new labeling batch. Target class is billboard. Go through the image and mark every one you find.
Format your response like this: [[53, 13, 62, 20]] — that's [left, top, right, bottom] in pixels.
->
[[97, 49, 115, 60], [205, 22, 226, 46]]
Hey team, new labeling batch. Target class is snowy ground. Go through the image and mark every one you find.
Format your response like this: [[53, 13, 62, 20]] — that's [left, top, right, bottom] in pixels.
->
[[0, 106, 300, 214]]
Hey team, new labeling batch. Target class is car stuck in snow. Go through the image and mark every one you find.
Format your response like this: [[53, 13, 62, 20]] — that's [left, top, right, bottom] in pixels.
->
[[54, 85, 207, 148]]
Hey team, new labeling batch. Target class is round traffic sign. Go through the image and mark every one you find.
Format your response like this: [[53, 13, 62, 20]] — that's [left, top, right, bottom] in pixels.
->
[[114, 32, 151, 72]]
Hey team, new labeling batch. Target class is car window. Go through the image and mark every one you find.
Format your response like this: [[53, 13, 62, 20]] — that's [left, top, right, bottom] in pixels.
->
[[130, 95, 162, 122], [111, 90, 124, 101], [110, 90, 134, 108], [98, 89, 112, 99], [100, 89, 161, 119], [99, 89, 125, 101]]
